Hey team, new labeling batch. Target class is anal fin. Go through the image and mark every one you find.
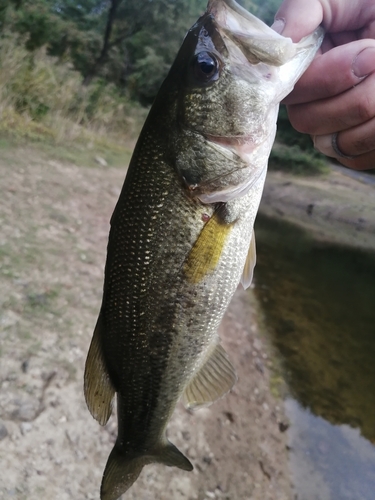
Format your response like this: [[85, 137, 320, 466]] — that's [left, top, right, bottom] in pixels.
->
[[84, 313, 115, 425], [183, 339, 237, 410]]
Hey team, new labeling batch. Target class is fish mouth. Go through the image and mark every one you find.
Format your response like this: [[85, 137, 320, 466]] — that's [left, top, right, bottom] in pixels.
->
[[178, 0, 324, 205], [205, 133, 258, 154], [193, 130, 272, 204], [207, 0, 297, 66], [206, 0, 324, 83], [196, 164, 266, 204]]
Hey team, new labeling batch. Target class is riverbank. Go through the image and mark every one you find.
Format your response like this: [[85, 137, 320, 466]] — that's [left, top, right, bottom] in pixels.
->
[[260, 167, 375, 251], [256, 166, 375, 500]]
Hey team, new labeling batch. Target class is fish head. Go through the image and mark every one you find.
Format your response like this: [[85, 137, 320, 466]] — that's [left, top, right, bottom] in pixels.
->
[[162, 0, 323, 203]]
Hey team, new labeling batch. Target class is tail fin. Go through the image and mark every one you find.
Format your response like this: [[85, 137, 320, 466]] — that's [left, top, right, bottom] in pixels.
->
[[101, 442, 193, 500]]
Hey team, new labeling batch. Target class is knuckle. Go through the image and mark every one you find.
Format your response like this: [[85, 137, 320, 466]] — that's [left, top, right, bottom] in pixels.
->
[[356, 94, 375, 123], [353, 134, 375, 153]]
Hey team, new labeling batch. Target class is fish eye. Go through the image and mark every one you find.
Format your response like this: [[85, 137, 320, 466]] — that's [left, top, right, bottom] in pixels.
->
[[192, 51, 219, 83]]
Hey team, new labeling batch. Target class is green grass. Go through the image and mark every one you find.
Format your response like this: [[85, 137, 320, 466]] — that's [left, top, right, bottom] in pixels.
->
[[269, 142, 329, 176]]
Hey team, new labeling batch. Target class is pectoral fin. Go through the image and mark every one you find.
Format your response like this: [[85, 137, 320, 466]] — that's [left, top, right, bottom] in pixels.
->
[[241, 230, 256, 290], [184, 213, 232, 284], [84, 313, 115, 426], [183, 338, 237, 410]]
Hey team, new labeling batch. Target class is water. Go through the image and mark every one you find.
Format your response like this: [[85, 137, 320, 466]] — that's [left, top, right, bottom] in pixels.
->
[[253, 213, 375, 499]]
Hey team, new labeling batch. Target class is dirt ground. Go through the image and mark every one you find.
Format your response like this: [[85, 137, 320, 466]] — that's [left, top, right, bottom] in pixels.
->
[[1, 144, 373, 500], [0, 145, 293, 500]]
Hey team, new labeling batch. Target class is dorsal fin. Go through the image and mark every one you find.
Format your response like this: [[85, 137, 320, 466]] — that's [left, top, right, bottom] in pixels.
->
[[183, 338, 237, 410]]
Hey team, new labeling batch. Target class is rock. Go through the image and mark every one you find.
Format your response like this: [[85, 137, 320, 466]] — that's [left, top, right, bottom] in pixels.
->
[[12, 399, 40, 421], [95, 156, 108, 167], [278, 422, 289, 433], [254, 358, 264, 374], [181, 431, 191, 441], [20, 422, 33, 435], [21, 359, 29, 373], [0, 421, 8, 440]]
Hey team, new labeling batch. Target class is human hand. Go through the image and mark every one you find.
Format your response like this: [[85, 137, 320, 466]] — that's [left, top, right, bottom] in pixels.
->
[[272, 0, 375, 170]]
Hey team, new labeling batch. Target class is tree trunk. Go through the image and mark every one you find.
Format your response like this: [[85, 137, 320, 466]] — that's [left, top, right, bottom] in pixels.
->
[[83, 0, 123, 86]]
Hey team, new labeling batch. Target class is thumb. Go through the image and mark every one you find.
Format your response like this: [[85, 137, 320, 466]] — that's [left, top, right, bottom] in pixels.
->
[[271, 0, 324, 42]]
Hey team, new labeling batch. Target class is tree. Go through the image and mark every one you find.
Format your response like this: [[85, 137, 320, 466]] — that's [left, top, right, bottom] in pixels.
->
[[83, 0, 124, 85], [82, 0, 207, 100], [0, 0, 283, 104]]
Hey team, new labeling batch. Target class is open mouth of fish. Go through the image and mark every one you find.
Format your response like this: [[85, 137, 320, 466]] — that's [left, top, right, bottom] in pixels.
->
[[189, 0, 324, 205], [195, 164, 266, 204], [195, 134, 266, 203], [205, 133, 259, 151], [208, 0, 305, 66]]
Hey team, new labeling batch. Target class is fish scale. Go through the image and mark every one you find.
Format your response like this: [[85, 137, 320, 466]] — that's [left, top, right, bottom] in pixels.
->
[[103, 138, 207, 431], [83, 1, 323, 499]]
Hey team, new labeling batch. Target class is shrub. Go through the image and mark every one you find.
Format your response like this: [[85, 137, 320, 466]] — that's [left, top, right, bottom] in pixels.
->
[[0, 35, 146, 143]]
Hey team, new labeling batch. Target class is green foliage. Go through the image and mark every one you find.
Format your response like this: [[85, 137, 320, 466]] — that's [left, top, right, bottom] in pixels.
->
[[0, 0, 285, 105], [0, 35, 145, 143], [269, 106, 329, 175], [0, 37, 79, 120], [52, 0, 108, 30], [270, 142, 328, 176], [252, 0, 282, 24], [0, 0, 208, 102], [0, 0, 328, 178], [118, 0, 207, 102], [12, 1, 57, 50], [127, 46, 170, 103], [276, 106, 314, 151]]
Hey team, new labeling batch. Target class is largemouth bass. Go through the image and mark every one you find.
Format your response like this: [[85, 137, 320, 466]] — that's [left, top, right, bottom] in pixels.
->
[[84, 1, 323, 498]]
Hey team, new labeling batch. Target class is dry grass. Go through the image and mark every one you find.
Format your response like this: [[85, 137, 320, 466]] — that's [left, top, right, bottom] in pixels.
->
[[0, 35, 147, 148]]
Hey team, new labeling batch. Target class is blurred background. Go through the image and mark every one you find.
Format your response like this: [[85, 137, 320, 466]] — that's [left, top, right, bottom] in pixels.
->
[[0, 0, 326, 172]]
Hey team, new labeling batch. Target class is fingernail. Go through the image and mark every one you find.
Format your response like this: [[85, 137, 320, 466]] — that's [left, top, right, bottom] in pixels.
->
[[271, 18, 285, 34], [313, 134, 334, 157], [352, 47, 375, 78]]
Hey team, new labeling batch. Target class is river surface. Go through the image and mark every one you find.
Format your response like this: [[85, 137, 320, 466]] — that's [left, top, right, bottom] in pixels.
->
[[253, 213, 375, 500]]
